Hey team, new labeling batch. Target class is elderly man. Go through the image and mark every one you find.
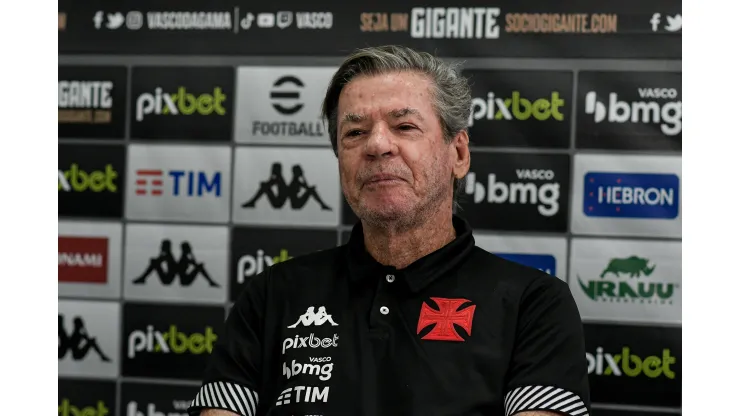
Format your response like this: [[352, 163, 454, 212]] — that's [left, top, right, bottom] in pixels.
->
[[187, 45, 590, 416]]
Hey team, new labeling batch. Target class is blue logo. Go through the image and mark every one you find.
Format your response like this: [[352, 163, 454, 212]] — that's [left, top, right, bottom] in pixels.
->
[[494, 253, 557, 276], [583, 172, 679, 219]]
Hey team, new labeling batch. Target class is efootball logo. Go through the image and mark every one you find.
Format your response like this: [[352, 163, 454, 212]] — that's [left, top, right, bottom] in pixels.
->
[[583, 172, 679, 219]]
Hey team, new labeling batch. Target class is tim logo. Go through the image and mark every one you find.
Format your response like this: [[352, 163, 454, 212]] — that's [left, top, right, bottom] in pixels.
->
[[465, 169, 560, 217], [495, 253, 556, 276], [58, 236, 108, 283], [417, 297, 476, 342], [132, 239, 220, 287], [275, 386, 329, 406], [241, 163, 332, 211], [59, 315, 112, 362], [135, 169, 221, 197], [271, 75, 304, 115], [287, 306, 339, 328], [583, 172, 679, 219]]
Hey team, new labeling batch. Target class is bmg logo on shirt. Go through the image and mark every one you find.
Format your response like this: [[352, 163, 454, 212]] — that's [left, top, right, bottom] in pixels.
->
[[122, 303, 224, 380], [130, 66, 234, 141], [458, 152, 570, 232]]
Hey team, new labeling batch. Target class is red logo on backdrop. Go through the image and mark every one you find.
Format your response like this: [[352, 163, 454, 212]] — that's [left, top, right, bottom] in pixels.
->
[[58, 236, 108, 283], [416, 297, 476, 342]]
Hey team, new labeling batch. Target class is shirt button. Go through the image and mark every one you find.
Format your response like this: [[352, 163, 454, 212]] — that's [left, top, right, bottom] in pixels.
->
[[386, 274, 395, 283], [380, 306, 390, 315]]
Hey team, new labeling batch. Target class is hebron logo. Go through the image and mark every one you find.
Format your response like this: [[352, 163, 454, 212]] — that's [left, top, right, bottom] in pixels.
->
[[275, 386, 330, 406], [583, 88, 681, 136], [283, 359, 334, 381], [126, 401, 188, 416], [494, 253, 556, 276], [583, 172, 679, 219], [58, 236, 108, 283], [236, 249, 291, 284], [468, 91, 565, 126], [135, 86, 227, 121], [587, 347, 676, 379], [134, 169, 222, 197], [465, 169, 560, 216], [127, 325, 217, 358]]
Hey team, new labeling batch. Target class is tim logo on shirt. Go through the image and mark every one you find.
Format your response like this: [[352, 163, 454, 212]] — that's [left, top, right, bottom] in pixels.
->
[[583, 172, 680, 219], [417, 297, 476, 342]]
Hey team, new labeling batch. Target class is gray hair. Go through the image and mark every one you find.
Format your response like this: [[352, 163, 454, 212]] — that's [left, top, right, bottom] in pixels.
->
[[320, 44, 472, 210]]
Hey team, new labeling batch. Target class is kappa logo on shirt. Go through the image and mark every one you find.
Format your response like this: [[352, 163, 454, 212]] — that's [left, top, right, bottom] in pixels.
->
[[416, 297, 476, 342], [287, 306, 339, 328]]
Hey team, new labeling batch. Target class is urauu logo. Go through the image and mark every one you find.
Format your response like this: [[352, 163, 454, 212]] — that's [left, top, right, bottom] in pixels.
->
[[464, 169, 560, 216], [584, 88, 681, 136], [577, 256, 678, 304], [469, 91, 565, 126], [237, 249, 292, 284], [135, 86, 227, 121], [59, 398, 110, 416], [58, 164, 118, 193], [127, 324, 217, 358], [587, 346, 676, 379]]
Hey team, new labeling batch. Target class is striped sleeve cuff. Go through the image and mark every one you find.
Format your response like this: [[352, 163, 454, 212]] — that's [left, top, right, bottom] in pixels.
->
[[187, 381, 259, 416], [505, 385, 589, 416]]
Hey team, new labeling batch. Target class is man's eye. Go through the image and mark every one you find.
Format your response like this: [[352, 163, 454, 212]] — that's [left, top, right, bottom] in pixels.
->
[[398, 124, 415, 131], [346, 130, 362, 137]]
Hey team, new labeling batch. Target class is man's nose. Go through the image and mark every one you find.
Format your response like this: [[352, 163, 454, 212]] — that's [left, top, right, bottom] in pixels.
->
[[364, 124, 396, 158]]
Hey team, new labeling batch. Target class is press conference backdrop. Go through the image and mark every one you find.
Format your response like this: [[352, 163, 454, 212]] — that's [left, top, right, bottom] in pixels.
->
[[58, 0, 682, 415]]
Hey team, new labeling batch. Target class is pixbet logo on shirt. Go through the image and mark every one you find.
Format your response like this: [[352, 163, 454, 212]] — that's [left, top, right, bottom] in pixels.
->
[[587, 346, 677, 379], [134, 169, 222, 198], [583, 172, 679, 219], [584, 87, 681, 136], [58, 236, 108, 284], [127, 324, 217, 358], [465, 168, 560, 217]]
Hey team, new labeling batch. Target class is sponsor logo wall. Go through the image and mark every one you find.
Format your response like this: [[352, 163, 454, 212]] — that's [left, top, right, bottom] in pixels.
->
[[58, 0, 681, 414]]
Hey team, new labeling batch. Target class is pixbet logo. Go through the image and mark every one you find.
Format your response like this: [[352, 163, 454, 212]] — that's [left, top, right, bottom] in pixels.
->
[[587, 347, 676, 379], [236, 249, 291, 284], [584, 89, 681, 136], [59, 399, 110, 416], [464, 169, 560, 216], [59, 164, 118, 193], [127, 325, 217, 358], [282, 333, 339, 354], [283, 359, 334, 381], [135, 87, 227, 121], [468, 91, 565, 126], [134, 169, 222, 197]]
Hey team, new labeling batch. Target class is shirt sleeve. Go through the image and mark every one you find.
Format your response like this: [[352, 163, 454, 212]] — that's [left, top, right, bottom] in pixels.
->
[[504, 276, 591, 416], [187, 268, 269, 416]]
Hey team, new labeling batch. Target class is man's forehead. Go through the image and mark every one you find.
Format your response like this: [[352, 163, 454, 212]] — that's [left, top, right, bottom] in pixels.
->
[[341, 107, 425, 122]]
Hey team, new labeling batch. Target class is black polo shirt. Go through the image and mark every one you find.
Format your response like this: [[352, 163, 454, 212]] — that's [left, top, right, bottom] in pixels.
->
[[188, 215, 590, 416]]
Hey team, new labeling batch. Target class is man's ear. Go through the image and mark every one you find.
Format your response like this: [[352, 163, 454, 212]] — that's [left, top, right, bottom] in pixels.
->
[[452, 130, 470, 179]]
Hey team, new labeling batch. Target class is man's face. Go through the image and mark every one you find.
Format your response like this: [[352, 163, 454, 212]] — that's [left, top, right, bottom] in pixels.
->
[[336, 71, 467, 225]]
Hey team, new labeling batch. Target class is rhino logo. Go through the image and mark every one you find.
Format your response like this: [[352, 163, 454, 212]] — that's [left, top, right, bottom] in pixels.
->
[[600, 256, 656, 278]]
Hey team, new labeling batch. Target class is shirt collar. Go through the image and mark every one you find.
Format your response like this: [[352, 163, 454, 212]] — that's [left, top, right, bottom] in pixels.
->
[[345, 214, 475, 293]]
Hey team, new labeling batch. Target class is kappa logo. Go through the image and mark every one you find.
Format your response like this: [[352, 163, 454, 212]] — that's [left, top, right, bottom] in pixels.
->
[[416, 297, 476, 342], [287, 306, 339, 328]]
